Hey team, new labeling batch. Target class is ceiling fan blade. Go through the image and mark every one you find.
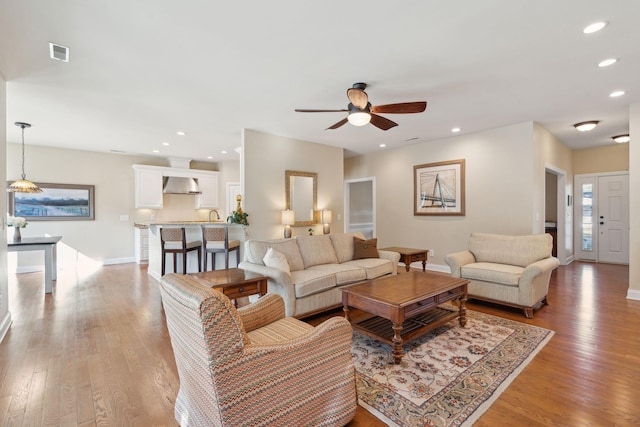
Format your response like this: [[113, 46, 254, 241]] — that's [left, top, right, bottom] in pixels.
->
[[371, 101, 427, 114], [347, 88, 369, 110], [326, 117, 348, 130], [295, 109, 348, 113], [369, 114, 398, 130]]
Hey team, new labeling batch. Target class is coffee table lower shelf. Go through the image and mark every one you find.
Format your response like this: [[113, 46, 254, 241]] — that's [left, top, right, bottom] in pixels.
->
[[352, 307, 459, 346]]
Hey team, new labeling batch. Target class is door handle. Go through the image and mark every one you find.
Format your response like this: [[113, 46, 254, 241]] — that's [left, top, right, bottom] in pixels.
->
[[600, 221, 604, 225]]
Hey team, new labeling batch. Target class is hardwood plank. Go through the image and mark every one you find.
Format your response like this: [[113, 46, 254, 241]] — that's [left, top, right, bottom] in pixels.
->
[[1, 261, 638, 426]]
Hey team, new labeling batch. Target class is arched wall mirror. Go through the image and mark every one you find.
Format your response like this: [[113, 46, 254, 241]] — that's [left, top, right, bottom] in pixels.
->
[[285, 170, 317, 226]]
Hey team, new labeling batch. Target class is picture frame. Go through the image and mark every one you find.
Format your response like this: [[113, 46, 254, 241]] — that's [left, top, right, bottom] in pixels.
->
[[414, 159, 465, 216], [7, 182, 95, 221]]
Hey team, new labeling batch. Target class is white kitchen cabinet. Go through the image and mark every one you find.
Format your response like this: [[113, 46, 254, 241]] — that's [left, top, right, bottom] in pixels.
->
[[133, 165, 163, 209], [134, 227, 149, 264], [195, 172, 219, 209]]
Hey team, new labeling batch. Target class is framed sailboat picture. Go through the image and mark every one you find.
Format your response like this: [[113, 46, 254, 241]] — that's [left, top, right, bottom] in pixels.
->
[[414, 159, 465, 216]]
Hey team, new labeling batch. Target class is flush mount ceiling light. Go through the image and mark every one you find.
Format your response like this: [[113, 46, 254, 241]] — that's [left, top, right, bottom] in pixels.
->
[[598, 58, 617, 67], [8, 122, 43, 193], [583, 22, 607, 34], [612, 134, 630, 143], [609, 90, 625, 97], [573, 121, 600, 132]]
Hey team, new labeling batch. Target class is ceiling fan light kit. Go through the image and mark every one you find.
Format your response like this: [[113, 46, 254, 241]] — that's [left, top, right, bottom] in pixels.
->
[[573, 121, 599, 132], [295, 82, 426, 131]]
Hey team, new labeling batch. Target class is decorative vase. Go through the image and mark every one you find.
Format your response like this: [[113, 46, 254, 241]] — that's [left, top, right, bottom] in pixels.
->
[[13, 227, 22, 242]]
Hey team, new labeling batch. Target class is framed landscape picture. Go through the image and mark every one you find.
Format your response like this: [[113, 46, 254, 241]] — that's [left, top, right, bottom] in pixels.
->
[[414, 159, 465, 216], [7, 182, 95, 221]]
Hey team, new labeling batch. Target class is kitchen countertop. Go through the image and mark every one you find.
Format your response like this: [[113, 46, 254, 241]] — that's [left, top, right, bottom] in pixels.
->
[[136, 220, 239, 228]]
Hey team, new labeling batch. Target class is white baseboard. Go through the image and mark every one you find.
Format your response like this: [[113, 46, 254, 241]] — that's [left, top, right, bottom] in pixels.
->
[[102, 257, 136, 265], [406, 262, 451, 274], [627, 289, 640, 301], [0, 311, 12, 344]]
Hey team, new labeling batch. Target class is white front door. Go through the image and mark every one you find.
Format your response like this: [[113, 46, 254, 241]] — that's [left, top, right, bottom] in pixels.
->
[[597, 174, 629, 264]]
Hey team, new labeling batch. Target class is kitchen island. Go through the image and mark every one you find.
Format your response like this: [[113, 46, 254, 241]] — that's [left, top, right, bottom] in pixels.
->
[[142, 221, 245, 281]]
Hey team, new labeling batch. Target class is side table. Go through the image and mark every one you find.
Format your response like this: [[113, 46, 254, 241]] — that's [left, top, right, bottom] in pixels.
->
[[380, 247, 429, 272], [190, 268, 268, 306]]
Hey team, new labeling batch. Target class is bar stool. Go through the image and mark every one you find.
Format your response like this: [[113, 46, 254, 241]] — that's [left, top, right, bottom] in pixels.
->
[[203, 226, 240, 270], [160, 227, 202, 275]]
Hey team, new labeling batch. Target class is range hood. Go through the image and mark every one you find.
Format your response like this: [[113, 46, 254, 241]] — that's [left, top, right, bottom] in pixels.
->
[[162, 176, 201, 194]]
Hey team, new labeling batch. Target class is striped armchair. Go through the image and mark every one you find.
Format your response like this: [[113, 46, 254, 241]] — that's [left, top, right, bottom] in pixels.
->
[[160, 274, 357, 427]]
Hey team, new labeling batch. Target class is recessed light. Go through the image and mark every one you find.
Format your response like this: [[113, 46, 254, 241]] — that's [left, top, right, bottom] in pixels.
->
[[609, 90, 625, 98], [612, 134, 630, 143], [152, 149, 160, 153], [207, 156, 213, 159], [451, 127, 461, 133], [598, 58, 617, 67], [379, 144, 386, 148], [176, 131, 186, 136], [583, 22, 607, 34], [221, 150, 227, 154], [573, 121, 600, 132]]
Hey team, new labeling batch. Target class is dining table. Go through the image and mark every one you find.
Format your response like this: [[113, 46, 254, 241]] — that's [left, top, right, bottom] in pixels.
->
[[7, 236, 62, 294]]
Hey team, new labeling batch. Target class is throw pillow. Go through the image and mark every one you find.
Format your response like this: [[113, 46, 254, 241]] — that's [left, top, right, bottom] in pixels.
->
[[353, 237, 379, 259], [263, 247, 291, 274]]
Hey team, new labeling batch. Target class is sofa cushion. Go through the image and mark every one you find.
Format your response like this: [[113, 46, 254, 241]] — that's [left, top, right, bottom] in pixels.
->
[[461, 262, 524, 286], [263, 247, 290, 274], [343, 258, 393, 279], [291, 269, 337, 298], [296, 235, 339, 268], [329, 232, 366, 263], [307, 263, 366, 285], [244, 238, 305, 272], [468, 233, 552, 268], [353, 237, 379, 259]]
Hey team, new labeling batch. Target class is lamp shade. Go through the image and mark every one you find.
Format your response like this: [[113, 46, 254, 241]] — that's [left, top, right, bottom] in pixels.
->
[[321, 209, 332, 224], [281, 210, 295, 225]]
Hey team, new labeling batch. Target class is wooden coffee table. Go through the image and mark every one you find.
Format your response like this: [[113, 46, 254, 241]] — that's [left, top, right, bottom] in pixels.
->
[[190, 268, 268, 306], [342, 271, 468, 364]]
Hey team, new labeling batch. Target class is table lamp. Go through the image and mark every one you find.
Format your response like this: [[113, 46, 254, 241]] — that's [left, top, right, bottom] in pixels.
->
[[281, 210, 295, 238], [321, 209, 332, 234]]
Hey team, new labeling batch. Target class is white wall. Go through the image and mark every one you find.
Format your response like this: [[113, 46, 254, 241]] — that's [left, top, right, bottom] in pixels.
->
[[629, 102, 640, 299], [0, 74, 10, 342], [345, 122, 539, 269], [242, 129, 344, 241], [6, 145, 229, 271]]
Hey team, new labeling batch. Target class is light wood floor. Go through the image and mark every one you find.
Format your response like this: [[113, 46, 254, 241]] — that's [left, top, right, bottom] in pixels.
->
[[1, 261, 638, 426]]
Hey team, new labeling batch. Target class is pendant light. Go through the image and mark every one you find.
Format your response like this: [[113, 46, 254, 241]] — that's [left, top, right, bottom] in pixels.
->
[[8, 122, 43, 193]]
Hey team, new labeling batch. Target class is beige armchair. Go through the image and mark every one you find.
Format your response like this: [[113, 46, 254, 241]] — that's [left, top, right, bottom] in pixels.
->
[[445, 232, 559, 318], [160, 273, 357, 427]]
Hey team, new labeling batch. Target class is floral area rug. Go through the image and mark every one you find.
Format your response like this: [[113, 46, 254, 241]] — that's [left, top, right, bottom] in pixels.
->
[[351, 309, 554, 427]]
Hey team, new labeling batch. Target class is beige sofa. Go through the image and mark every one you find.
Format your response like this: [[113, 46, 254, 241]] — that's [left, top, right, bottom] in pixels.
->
[[445, 232, 559, 318], [239, 232, 400, 318]]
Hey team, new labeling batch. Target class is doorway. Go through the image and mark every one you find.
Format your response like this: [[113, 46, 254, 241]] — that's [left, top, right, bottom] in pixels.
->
[[574, 172, 629, 264], [344, 177, 375, 238], [545, 164, 570, 264]]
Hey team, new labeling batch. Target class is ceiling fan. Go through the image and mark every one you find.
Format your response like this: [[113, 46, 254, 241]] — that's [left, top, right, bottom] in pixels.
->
[[295, 82, 427, 131]]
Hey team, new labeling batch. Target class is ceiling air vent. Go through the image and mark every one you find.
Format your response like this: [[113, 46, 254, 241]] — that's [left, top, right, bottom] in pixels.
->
[[49, 42, 69, 62]]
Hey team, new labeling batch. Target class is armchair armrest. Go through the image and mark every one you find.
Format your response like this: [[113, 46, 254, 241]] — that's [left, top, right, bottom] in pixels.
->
[[237, 293, 285, 333], [445, 250, 476, 277]]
